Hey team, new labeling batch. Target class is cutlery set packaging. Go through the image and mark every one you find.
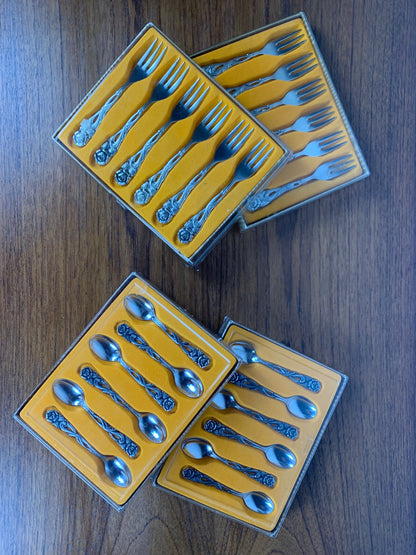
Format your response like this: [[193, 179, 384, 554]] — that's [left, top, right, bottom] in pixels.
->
[[53, 23, 289, 267], [155, 318, 348, 536], [14, 274, 238, 509], [15, 274, 347, 535], [193, 12, 369, 228], [18, 11, 356, 536]]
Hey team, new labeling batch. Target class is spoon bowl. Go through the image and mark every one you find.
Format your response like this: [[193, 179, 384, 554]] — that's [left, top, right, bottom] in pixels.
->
[[286, 395, 317, 419], [90, 334, 122, 363], [139, 413, 167, 443], [125, 294, 156, 321], [102, 455, 132, 488], [53, 379, 85, 407], [242, 491, 274, 514]]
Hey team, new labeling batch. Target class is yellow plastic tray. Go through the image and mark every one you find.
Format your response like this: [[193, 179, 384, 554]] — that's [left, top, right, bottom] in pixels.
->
[[156, 320, 347, 535], [54, 24, 288, 264], [16, 274, 237, 508], [193, 13, 369, 228]]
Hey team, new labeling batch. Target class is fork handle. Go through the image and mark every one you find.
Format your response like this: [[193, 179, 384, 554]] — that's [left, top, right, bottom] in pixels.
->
[[134, 143, 191, 204], [246, 176, 312, 211], [94, 100, 152, 165], [251, 97, 285, 116], [227, 76, 273, 97], [73, 83, 128, 147], [202, 52, 260, 78], [115, 123, 170, 187], [156, 164, 212, 224], [177, 176, 239, 243]]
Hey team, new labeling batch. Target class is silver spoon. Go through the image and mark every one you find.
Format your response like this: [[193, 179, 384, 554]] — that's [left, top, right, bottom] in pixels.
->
[[204, 418, 297, 469], [182, 437, 276, 487], [229, 341, 322, 393], [79, 367, 166, 444], [53, 379, 139, 457], [181, 467, 274, 514], [89, 336, 167, 444], [45, 409, 132, 488], [229, 371, 317, 419], [117, 323, 204, 398], [89, 333, 175, 412], [124, 294, 210, 368], [212, 389, 298, 440]]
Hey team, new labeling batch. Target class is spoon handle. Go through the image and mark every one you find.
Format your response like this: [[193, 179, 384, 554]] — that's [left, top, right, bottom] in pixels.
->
[[182, 466, 240, 497], [236, 402, 298, 440], [261, 359, 321, 393], [204, 418, 264, 450], [117, 323, 175, 374], [216, 453, 276, 487], [229, 371, 285, 403], [154, 317, 210, 369], [45, 409, 101, 459], [84, 405, 139, 458]]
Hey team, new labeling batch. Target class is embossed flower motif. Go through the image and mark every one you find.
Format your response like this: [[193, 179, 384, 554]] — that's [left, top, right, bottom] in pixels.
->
[[197, 354, 210, 368], [263, 474, 276, 488], [309, 379, 321, 393], [203, 419, 218, 433], [246, 195, 262, 212], [115, 169, 130, 185], [157, 208, 170, 224], [46, 409, 60, 423], [177, 228, 191, 243], [125, 441, 139, 458]]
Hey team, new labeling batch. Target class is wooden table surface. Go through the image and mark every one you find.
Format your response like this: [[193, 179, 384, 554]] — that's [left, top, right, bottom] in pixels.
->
[[1, 1, 415, 553]]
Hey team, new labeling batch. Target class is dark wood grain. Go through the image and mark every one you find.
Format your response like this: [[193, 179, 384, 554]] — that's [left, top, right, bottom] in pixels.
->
[[1, 1, 415, 553]]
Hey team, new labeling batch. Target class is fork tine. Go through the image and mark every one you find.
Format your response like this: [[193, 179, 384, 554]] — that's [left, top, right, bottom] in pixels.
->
[[137, 38, 158, 66], [225, 121, 246, 145], [289, 53, 314, 70], [201, 101, 223, 124], [277, 30, 305, 52], [141, 41, 164, 71], [331, 163, 356, 177], [185, 83, 209, 111], [308, 107, 334, 122], [209, 106, 232, 133], [298, 79, 323, 94], [145, 45, 167, 73], [290, 55, 318, 77], [229, 124, 253, 152], [182, 79, 203, 106], [246, 140, 266, 166], [160, 59, 182, 85], [300, 82, 326, 102], [252, 146, 274, 171]]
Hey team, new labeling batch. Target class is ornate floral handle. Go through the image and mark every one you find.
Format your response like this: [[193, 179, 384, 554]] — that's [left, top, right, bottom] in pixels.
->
[[227, 76, 272, 97], [72, 85, 127, 147], [94, 101, 151, 165], [80, 366, 175, 414], [177, 176, 238, 243], [156, 165, 211, 224], [246, 177, 312, 212], [251, 97, 285, 117], [203, 418, 259, 447], [115, 124, 169, 187], [201, 52, 259, 78], [182, 466, 238, 496], [228, 400, 298, 439], [117, 323, 175, 374], [46, 409, 100, 457], [229, 371, 283, 402], [82, 403, 139, 458], [216, 453, 276, 487], [153, 317, 210, 368]]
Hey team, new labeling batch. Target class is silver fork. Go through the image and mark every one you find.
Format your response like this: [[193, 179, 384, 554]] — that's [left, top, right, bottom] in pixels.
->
[[274, 106, 336, 136], [292, 131, 347, 160], [227, 54, 317, 97], [251, 79, 326, 116], [73, 38, 167, 147], [156, 122, 253, 224], [178, 140, 274, 243], [202, 30, 306, 78], [134, 102, 231, 204], [94, 59, 189, 165], [116, 79, 209, 186], [246, 155, 356, 212]]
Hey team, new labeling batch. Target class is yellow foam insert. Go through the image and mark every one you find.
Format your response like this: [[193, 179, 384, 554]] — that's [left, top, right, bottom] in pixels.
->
[[18, 276, 236, 507], [193, 16, 367, 227], [156, 323, 344, 532], [56, 25, 287, 261]]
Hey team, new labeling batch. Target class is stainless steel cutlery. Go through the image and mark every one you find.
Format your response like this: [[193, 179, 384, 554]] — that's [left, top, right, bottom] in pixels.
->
[[46, 409, 132, 488], [177, 139, 273, 243], [251, 79, 326, 116], [182, 466, 275, 514], [156, 121, 253, 224], [73, 38, 167, 147], [134, 101, 231, 203], [117, 322, 204, 398], [94, 59, 189, 165], [116, 79, 209, 186], [274, 106, 336, 135], [201, 29, 306, 77], [246, 155, 356, 211], [227, 53, 317, 97]]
